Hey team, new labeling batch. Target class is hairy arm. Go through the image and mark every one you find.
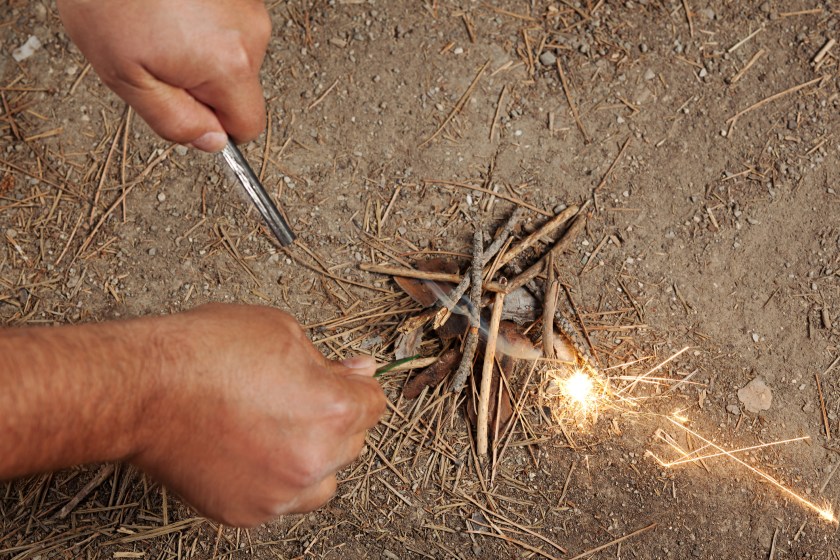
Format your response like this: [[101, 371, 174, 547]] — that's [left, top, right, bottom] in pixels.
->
[[0, 317, 156, 478], [0, 304, 386, 527]]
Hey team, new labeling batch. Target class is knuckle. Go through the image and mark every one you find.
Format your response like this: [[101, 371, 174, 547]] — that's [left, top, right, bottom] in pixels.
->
[[288, 452, 328, 488], [218, 40, 259, 76]]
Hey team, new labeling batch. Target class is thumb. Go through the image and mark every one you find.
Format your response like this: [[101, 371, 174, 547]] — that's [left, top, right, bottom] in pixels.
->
[[112, 71, 227, 152], [339, 355, 377, 378]]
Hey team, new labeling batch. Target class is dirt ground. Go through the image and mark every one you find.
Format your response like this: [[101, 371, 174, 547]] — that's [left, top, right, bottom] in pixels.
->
[[2, 0, 839, 558]]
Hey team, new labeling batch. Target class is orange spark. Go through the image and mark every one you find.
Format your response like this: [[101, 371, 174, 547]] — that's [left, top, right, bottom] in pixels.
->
[[652, 415, 835, 523]]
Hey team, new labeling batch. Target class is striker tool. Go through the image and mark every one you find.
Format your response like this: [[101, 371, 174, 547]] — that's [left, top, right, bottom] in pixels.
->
[[221, 138, 296, 246]]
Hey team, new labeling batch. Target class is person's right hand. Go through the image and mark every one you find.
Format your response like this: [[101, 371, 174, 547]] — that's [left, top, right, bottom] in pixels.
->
[[132, 304, 386, 527], [56, 0, 271, 152]]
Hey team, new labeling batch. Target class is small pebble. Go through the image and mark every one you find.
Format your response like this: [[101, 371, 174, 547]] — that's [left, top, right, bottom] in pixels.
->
[[157, 192, 166, 202], [539, 51, 557, 66]]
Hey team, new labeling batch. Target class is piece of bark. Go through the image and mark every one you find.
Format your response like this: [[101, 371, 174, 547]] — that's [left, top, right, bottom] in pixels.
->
[[435, 311, 469, 341], [403, 348, 461, 398]]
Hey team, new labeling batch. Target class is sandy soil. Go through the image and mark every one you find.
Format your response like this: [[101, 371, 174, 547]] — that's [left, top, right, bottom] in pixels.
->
[[1, 0, 839, 558]]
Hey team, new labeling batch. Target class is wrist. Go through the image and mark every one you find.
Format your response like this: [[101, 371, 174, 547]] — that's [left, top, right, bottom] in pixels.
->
[[122, 312, 196, 461]]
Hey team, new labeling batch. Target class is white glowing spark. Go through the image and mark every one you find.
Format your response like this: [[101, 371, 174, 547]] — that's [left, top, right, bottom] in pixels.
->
[[563, 370, 595, 408]]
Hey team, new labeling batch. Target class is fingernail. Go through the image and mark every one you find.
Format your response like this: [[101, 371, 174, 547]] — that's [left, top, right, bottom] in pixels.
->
[[341, 355, 376, 370], [188, 131, 228, 153]]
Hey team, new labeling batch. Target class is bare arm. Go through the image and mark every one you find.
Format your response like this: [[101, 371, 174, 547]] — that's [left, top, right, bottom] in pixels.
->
[[0, 304, 387, 527], [0, 316, 154, 477]]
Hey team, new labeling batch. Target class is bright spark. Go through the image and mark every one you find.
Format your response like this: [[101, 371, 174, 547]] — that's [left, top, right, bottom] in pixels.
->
[[563, 370, 595, 409], [657, 436, 811, 467], [650, 415, 836, 524]]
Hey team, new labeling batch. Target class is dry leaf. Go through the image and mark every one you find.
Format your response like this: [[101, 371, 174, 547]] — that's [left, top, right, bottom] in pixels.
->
[[553, 335, 576, 362], [394, 258, 459, 307], [403, 348, 460, 398], [394, 327, 423, 360], [435, 311, 468, 340], [497, 321, 539, 361]]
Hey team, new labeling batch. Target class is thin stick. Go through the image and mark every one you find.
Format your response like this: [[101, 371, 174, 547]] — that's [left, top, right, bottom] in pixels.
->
[[728, 28, 763, 53], [502, 212, 586, 294], [823, 356, 840, 376], [425, 179, 551, 216], [437, 207, 526, 322], [682, 0, 694, 37], [74, 146, 176, 261], [812, 39, 836, 66], [359, 263, 461, 283], [89, 111, 128, 226], [556, 60, 589, 143], [726, 77, 823, 125], [57, 464, 115, 519], [819, 461, 840, 493], [543, 277, 559, 359], [452, 229, 484, 392], [780, 8, 823, 17], [729, 48, 765, 84], [567, 523, 657, 560], [465, 527, 556, 560], [496, 205, 578, 268], [67, 62, 92, 96], [815, 373, 831, 440], [489, 84, 507, 141], [120, 107, 133, 221], [768, 527, 779, 560], [420, 61, 490, 148], [558, 460, 576, 504], [477, 292, 505, 455], [307, 78, 339, 111], [594, 137, 631, 192]]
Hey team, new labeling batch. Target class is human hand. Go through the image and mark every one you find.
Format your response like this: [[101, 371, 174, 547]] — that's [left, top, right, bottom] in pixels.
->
[[132, 304, 386, 527], [56, 0, 271, 152]]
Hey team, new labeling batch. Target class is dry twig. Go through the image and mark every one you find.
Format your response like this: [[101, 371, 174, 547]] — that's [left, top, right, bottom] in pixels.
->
[[477, 292, 505, 455], [420, 61, 490, 147], [451, 229, 484, 392]]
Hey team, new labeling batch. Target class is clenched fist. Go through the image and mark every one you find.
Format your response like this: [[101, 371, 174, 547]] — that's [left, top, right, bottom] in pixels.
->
[[57, 0, 271, 151], [0, 304, 387, 527]]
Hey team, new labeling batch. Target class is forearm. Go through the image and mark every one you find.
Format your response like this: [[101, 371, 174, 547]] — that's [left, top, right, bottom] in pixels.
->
[[0, 318, 165, 479]]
